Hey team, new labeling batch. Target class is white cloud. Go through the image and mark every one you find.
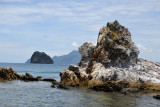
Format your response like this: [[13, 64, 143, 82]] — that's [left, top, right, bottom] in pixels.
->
[[0, 0, 159, 27], [137, 44, 147, 50], [137, 44, 153, 53], [72, 42, 78, 47]]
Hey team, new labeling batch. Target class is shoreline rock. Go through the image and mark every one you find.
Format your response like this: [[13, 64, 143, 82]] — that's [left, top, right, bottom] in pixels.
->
[[60, 20, 160, 93], [153, 95, 160, 100], [0, 66, 69, 90], [42, 78, 56, 82], [0, 67, 51, 82]]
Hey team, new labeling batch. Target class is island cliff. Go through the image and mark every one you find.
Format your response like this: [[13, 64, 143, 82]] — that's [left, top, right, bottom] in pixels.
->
[[30, 51, 53, 64], [60, 20, 160, 92]]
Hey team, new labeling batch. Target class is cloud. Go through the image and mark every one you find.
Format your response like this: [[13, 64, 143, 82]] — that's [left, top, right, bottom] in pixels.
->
[[137, 44, 147, 50], [0, 0, 159, 27], [72, 42, 78, 47], [137, 44, 153, 53], [0, 0, 160, 62]]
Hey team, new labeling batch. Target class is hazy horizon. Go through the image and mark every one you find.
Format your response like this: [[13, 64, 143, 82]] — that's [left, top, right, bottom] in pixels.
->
[[0, 0, 160, 63]]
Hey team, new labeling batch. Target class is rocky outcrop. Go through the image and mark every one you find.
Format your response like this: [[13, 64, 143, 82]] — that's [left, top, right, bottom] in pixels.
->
[[0, 67, 22, 81], [0, 67, 41, 81], [153, 95, 160, 100], [31, 51, 53, 64], [60, 20, 160, 91], [42, 78, 56, 82]]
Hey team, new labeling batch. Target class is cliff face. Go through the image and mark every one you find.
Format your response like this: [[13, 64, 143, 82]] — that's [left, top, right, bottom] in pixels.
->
[[31, 51, 53, 64], [60, 20, 160, 86]]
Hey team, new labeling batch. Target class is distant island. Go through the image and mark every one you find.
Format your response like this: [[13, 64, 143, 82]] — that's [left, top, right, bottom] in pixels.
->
[[26, 50, 81, 65], [29, 51, 53, 64], [52, 50, 81, 65]]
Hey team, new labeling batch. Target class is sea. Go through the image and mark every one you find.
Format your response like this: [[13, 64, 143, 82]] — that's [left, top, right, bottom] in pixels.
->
[[0, 63, 160, 107]]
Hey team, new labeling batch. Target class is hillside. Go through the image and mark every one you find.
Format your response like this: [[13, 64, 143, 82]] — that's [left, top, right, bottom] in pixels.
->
[[52, 50, 81, 65]]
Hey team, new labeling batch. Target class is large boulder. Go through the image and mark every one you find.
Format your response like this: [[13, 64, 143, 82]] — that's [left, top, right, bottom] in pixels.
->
[[60, 20, 160, 87], [30, 51, 53, 64]]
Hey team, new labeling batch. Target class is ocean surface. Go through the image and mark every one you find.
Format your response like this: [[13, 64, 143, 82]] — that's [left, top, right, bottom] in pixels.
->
[[0, 63, 160, 107]]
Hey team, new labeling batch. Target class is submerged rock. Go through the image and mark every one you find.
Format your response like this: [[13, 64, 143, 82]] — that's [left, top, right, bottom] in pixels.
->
[[121, 88, 139, 94], [90, 82, 122, 92], [42, 78, 56, 82], [51, 81, 69, 90], [57, 84, 69, 90], [153, 95, 160, 100], [60, 20, 160, 91]]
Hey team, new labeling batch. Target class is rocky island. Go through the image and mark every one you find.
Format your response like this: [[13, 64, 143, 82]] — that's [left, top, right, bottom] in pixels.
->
[[30, 51, 53, 64], [60, 20, 160, 93]]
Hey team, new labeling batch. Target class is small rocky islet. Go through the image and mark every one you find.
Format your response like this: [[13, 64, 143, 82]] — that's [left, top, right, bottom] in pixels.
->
[[30, 51, 53, 64], [0, 20, 160, 98]]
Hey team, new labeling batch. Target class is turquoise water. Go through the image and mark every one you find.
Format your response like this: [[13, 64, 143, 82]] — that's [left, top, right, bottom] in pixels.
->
[[0, 63, 160, 107]]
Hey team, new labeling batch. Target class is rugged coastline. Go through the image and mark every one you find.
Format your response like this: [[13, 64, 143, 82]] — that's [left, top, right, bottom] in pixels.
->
[[59, 20, 160, 94], [0, 20, 160, 99]]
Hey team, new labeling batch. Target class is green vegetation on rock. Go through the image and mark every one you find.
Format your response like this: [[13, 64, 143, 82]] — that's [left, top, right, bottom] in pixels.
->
[[31, 51, 53, 64]]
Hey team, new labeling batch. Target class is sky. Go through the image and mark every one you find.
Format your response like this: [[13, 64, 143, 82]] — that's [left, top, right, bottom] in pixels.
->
[[0, 0, 160, 63]]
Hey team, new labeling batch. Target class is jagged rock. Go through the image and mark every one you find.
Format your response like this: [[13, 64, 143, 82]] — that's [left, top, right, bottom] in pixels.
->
[[51, 81, 69, 89], [95, 20, 139, 67], [57, 84, 69, 90], [21, 73, 41, 81], [42, 78, 56, 82], [30, 51, 53, 64], [153, 95, 160, 100], [60, 20, 160, 89], [90, 82, 122, 92], [0, 67, 42, 81], [0, 67, 22, 81], [78, 42, 95, 68], [26, 72, 33, 78], [60, 65, 89, 86]]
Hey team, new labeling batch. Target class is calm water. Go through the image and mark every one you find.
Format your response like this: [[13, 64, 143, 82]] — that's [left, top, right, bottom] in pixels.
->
[[0, 63, 160, 107]]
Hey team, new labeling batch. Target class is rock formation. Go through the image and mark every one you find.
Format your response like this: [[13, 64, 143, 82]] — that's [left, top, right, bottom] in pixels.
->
[[30, 51, 53, 64], [60, 20, 160, 89], [0, 67, 41, 81]]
